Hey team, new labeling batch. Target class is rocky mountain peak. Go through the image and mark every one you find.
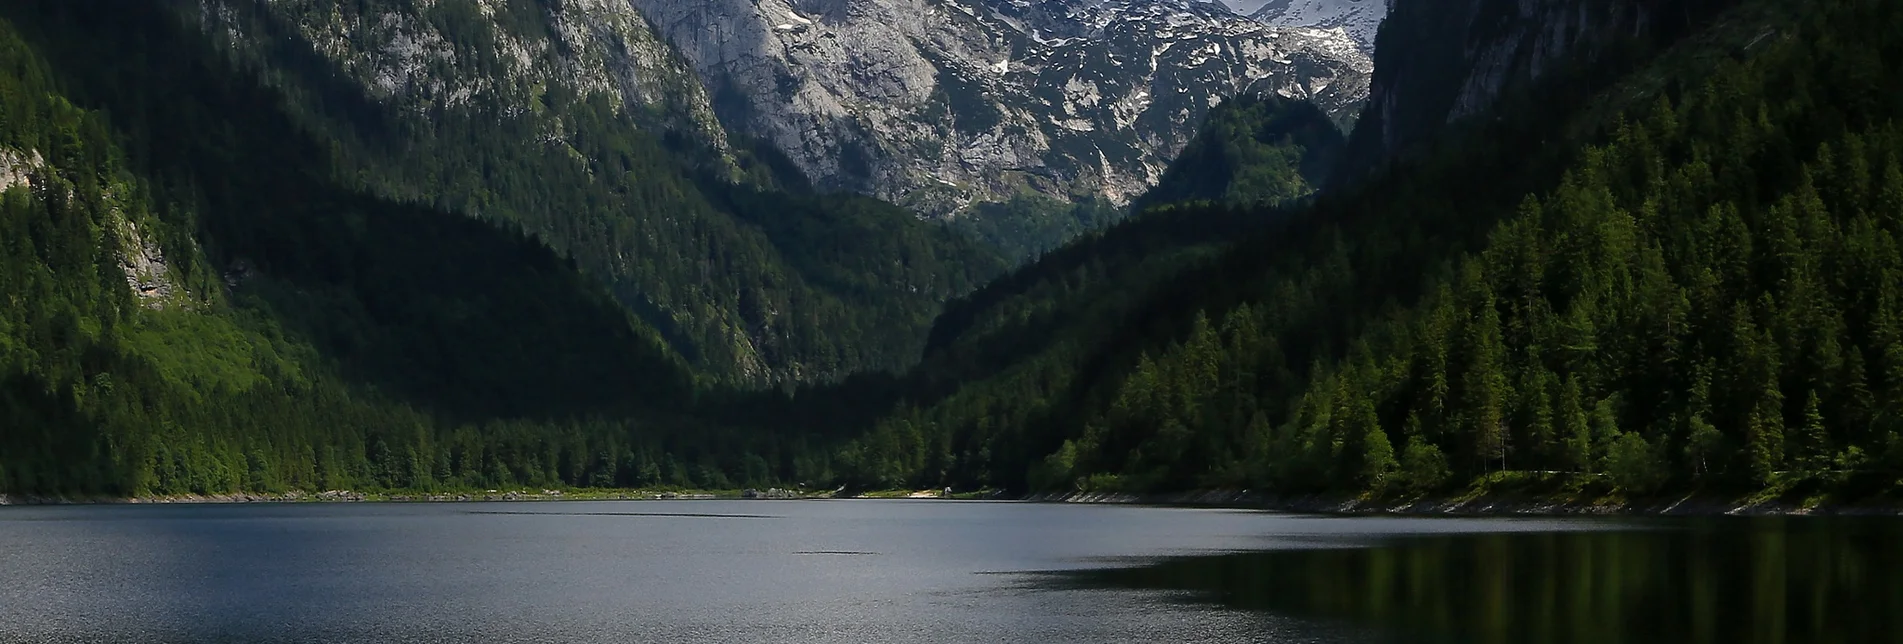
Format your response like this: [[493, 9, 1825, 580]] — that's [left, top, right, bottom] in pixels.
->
[[628, 0, 1373, 217], [1218, 0, 1389, 52]]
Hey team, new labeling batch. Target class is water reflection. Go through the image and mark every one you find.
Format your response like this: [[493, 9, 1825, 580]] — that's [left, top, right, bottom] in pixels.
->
[[1054, 517, 1903, 644]]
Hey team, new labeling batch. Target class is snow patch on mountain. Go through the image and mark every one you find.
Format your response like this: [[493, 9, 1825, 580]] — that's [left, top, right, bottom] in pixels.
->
[[1215, 0, 1389, 52], [628, 0, 1373, 215]]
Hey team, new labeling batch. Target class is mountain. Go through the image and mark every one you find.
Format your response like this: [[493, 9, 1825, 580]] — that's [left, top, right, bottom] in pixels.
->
[[0, 0, 1006, 497], [800, 0, 1903, 501], [176, 0, 1011, 384], [15, 0, 1887, 505], [1343, 0, 1734, 171], [625, 0, 1373, 217], [1128, 94, 1346, 213], [0, 2, 719, 495], [1219, 0, 1389, 52]]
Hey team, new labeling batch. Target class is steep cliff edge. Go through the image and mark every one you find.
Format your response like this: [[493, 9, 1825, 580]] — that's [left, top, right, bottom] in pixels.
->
[[202, 0, 735, 169], [1345, 0, 1739, 171]]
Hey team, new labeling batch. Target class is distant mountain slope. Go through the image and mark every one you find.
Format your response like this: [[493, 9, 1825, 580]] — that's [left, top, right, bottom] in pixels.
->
[[0, 5, 713, 495], [1130, 94, 1346, 212], [3, 0, 1008, 499], [182, 0, 1010, 384], [626, 0, 1372, 217], [802, 0, 1903, 503], [1342, 0, 1738, 172]]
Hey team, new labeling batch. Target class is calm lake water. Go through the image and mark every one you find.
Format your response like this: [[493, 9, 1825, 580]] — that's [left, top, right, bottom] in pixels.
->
[[0, 501, 1897, 643]]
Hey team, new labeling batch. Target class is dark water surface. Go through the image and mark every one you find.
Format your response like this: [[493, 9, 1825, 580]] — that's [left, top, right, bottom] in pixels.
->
[[0, 501, 1895, 643]]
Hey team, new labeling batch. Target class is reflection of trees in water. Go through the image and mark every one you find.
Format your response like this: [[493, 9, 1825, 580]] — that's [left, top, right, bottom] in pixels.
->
[[1058, 518, 1903, 644]]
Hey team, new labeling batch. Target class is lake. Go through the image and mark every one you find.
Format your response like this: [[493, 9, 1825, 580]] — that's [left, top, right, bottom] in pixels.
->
[[0, 501, 1897, 643]]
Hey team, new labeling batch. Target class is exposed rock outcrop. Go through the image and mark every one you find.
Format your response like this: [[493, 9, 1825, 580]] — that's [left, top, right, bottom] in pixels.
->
[[628, 0, 1373, 216], [0, 148, 39, 193], [116, 220, 177, 309], [1347, 0, 1737, 166], [4, 147, 180, 309], [207, 0, 731, 156]]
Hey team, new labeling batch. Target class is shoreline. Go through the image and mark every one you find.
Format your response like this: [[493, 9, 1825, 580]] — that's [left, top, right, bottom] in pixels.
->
[[0, 487, 819, 506], [7, 488, 1903, 517], [1032, 489, 1903, 516]]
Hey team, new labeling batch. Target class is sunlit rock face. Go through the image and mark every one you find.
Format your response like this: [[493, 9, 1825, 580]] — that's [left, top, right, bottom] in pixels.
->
[[215, 0, 732, 154], [627, 0, 1373, 216], [1219, 0, 1390, 52]]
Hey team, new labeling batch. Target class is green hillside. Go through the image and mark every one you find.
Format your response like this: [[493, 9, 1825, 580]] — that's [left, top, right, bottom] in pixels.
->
[[29, 0, 1006, 385], [814, 0, 1903, 501], [0, 3, 872, 496], [9, 0, 1903, 504]]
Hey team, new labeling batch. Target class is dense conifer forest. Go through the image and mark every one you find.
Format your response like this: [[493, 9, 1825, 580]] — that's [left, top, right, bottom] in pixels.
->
[[54, 0, 1009, 385], [0, 0, 959, 496], [6, 0, 1903, 504], [810, 0, 1903, 500]]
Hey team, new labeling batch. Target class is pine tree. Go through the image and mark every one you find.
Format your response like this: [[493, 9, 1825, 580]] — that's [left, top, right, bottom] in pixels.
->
[[1747, 391, 1787, 485], [1794, 390, 1831, 473], [1682, 363, 1724, 480], [1361, 421, 1397, 491], [1561, 376, 1593, 473], [1396, 436, 1451, 494], [1464, 284, 1512, 472], [1522, 366, 1557, 468], [1590, 398, 1622, 472]]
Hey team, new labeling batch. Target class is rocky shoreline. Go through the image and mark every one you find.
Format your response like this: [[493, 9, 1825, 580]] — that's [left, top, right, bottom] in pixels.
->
[[0, 487, 824, 506], [1030, 490, 1903, 517], [7, 487, 1900, 516]]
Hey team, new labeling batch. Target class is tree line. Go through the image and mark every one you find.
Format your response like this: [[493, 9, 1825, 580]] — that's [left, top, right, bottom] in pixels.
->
[[820, 0, 1903, 499]]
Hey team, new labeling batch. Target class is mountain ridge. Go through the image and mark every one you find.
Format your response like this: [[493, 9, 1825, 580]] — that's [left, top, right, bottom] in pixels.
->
[[627, 0, 1372, 217], [185, 0, 1011, 384], [1218, 0, 1388, 52]]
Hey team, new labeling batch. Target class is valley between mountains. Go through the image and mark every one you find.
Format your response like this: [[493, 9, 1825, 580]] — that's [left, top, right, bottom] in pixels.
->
[[6, 0, 1903, 513]]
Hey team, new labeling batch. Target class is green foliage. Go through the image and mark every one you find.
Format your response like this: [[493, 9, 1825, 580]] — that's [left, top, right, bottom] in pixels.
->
[[143, 0, 1003, 384], [1028, 439, 1080, 492], [1360, 423, 1399, 490], [1133, 95, 1346, 213], [10, 0, 1895, 505], [806, 0, 1903, 501], [1394, 437, 1453, 494], [0, 1, 891, 497], [956, 194, 1124, 266], [1604, 433, 1668, 494]]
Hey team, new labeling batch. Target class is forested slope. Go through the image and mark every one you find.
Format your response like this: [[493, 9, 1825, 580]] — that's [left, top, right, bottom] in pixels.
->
[[0, 6, 833, 497], [149, 0, 1006, 384], [12, 0, 1902, 504], [818, 0, 1903, 501], [794, 97, 1351, 488]]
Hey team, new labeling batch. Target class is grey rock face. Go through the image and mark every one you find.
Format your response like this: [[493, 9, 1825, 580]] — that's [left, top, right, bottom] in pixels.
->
[[1223, 0, 1390, 52], [220, 0, 732, 155], [627, 0, 1373, 216], [117, 220, 178, 309], [0, 148, 37, 194], [5, 147, 180, 309], [1351, 0, 1660, 163]]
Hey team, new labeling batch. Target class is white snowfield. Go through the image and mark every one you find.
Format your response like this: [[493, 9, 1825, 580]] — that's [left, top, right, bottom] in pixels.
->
[[1212, 0, 1390, 51]]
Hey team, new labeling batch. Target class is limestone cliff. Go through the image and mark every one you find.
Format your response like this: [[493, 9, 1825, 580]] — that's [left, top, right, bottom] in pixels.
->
[[628, 0, 1373, 216], [202, 0, 732, 161]]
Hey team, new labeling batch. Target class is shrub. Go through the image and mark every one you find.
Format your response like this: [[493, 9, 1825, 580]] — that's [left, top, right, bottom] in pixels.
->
[[1394, 437, 1451, 494], [1605, 432, 1668, 494]]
